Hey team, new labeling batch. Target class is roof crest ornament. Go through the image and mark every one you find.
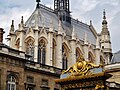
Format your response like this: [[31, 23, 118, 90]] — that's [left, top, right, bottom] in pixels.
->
[[36, 0, 41, 8], [103, 9, 106, 20]]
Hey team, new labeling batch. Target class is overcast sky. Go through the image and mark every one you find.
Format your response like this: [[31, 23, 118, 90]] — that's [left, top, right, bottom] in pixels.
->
[[0, 0, 120, 53]]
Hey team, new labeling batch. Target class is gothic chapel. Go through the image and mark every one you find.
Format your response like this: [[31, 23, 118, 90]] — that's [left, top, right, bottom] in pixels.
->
[[8, 0, 112, 70]]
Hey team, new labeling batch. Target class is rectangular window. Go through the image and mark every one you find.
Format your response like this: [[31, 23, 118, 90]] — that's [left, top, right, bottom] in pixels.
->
[[42, 79, 48, 86], [27, 76, 34, 83], [41, 79, 50, 90]]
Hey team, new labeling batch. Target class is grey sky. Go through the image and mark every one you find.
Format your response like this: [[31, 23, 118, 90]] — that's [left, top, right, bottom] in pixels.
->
[[0, 0, 120, 53]]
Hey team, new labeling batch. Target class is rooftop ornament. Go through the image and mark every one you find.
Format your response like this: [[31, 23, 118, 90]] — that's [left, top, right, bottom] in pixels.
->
[[36, 0, 41, 8]]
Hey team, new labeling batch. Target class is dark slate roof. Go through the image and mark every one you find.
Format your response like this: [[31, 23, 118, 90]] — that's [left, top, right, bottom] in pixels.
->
[[25, 4, 97, 45], [111, 50, 120, 63]]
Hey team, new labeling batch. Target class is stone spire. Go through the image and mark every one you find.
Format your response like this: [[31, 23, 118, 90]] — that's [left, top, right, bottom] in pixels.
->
[[72, 27, 76, 40], [9, 20, 15, 35], [90, 20, 92, 26], [101, 9, 109, 35], [19, 16, 24, 31], [100, 9, 112, 64]]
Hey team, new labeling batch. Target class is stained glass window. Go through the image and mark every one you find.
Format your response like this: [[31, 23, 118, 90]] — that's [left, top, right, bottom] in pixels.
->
[[38, 39, 46, 64]]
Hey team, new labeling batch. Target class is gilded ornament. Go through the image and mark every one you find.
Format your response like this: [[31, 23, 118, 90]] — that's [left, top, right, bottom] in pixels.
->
[[62, 55, 103, 76]]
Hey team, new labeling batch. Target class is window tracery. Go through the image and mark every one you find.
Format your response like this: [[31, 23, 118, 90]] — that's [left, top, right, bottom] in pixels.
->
[[62, 44, 68, 70], [26, 39, 34, 61], [38, 39, 46, 64], [76, 48, 82, 60]]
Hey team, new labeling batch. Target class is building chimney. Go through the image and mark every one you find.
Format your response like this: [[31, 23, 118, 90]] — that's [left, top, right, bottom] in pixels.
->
[[0, 28, 5, 43]]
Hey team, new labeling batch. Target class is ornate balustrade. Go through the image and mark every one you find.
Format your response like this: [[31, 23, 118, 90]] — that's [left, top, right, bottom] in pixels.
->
[[25, 60, 62, 75]]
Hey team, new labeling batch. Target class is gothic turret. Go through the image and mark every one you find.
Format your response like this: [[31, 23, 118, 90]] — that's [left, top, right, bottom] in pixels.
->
[[100, 9, 112, 64], [8, 20, 15, 48], [19, 16, 24, 31], [54, 0, 71, 24], [19, 16, 25, 51], [9, 20, 15, 35]]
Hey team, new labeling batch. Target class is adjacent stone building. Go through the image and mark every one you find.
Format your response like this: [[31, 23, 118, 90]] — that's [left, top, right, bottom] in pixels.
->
[[0, 29, 61, 90], [0, 0, 114, 90], [105, 51, 120, 89]]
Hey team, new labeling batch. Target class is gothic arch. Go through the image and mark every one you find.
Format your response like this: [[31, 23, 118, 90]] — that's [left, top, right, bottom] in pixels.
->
[[7, 73, 19, 90], [62, 42, 70, 57], [76, 43, 84, 54], [38, 37, 48, 44], [25, 36, 35, 61], [76, 47, 83, 60], [62, 42, 69, 70], [88, 51, 95, 63], [38, 37, 47, 64], [88, 44, 95, 56], [62, 39, 71, 51]]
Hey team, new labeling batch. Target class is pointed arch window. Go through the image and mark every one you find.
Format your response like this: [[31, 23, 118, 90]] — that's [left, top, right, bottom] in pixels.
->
[[62, 44, 68, 70], [26, 39, 34, 61], [76, 48, 82, 60], [7, 75, 16, 90], [88, 52, 94, 63], [38, 39, 46, 64]]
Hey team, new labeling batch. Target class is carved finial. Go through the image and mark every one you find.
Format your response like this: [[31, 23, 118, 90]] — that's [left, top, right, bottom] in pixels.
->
[[10, 20, 14, 34], [90, 20, 92, 25], [12, 20, 14, 26], [11, 20, 14, 29], [36, 0, 41, 8], [102, 9, 107, 25], [19, 16, 24, 30], [103, 9, 106, 19], [21, 16, 24, 24]]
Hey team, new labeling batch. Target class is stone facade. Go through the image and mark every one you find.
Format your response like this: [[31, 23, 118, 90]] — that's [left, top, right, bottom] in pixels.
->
[[0, 0, 114, 90], [7, 1, 112, 69], [0, 44, 61, 90], [105, 63, 120, 89]]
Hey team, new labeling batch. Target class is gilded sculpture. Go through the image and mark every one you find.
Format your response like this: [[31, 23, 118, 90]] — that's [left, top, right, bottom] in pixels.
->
[[62, 56, 103, 75]]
